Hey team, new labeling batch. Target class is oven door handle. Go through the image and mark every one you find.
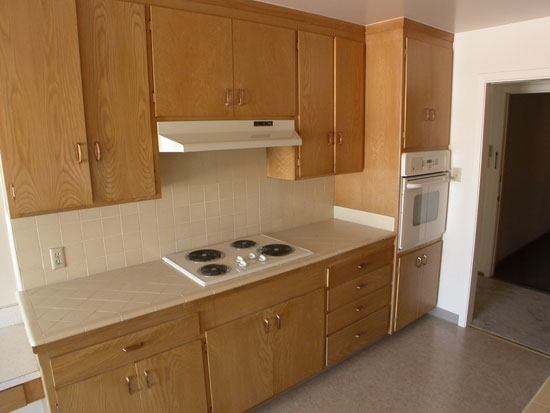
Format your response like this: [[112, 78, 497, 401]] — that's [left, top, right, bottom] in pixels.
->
[[406, 175, 450, 189]]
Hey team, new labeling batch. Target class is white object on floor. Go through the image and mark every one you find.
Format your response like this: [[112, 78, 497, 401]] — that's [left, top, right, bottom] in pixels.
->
[[333, 206, 395, 231], [0, 323, 40, 391]]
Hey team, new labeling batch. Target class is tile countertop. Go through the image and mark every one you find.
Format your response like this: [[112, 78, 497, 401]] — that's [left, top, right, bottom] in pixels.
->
[[17, 219, 395, 347]]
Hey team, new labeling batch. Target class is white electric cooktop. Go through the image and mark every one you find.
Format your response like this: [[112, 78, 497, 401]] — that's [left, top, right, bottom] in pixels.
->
[[162, 234, 313, 287]]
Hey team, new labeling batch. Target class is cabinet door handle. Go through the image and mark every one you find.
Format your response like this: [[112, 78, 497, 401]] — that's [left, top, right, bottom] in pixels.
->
[[422, 254, 428, 265], [9, 184, 15, 201], [354, 332, 365, 339], [122, 342, 144, 352], [416, 257, 422, 268], [238, 89, 244, 106], [264, 318, 270, 334], [225, 88, 233, 107], [276, 314, 281, 329], [429, 109, 436, 121], [356, 283, 367, 290], [337, 132, 343, 145], [144, 370, 151, 389], [357, 263, 368, 270], [424, 108, 430, 121], [126, 376, 134, 395], [94, 142, 101, 161], [76, 143, 83, 164], [355, 305, 365, 312], [328, 132, 334, 145]]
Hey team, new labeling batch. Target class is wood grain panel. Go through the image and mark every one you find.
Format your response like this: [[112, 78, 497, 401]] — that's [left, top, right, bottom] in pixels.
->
[[51, 314, 199, 388], [328, 264, 392, 312], [0, 385, 26, 413], [77, 0, 156, 202], [22, 378, 45, 404], [271, 289, 325, 393], [150, 7, 233, 118], [394, 249, 421, 331], [334, 37, 364, 174], [327, 237, 394, 288], [417, 241, 442, 316], [206, 309, 273, 413], [334, 28, 403, 219], [327, 284, 390, 335], [326, 306, 389, 366], [136, 340, 208, 413], [0, 0, 92, 217], [233, 20, 297, 117], [213, 262, 325, 325], [297, 31, 334, 178], [56, 364, 142, 413], [266, 146, 298, 180]]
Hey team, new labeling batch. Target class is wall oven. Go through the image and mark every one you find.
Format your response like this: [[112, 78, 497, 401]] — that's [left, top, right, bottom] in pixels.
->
[[399, 151, 451, 251]]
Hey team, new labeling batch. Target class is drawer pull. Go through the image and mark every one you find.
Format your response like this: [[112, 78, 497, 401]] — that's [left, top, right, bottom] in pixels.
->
[[355, 305, 366, 312], [354, 332, 366, 339], [144, 370, 151, 389], [276, 314, 282, 329], [125, 376, 134, 395], [264, 318, 270, 334], [422, 254, 428, 265], [122, 342, 144, 352], [357, 263, 369, 270], [356, 283, 367, 290]]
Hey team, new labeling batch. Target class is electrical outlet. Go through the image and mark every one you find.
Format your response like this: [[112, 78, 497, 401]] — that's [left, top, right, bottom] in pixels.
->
[[452, 168, 462, 182], [49, 247, 66, 270]]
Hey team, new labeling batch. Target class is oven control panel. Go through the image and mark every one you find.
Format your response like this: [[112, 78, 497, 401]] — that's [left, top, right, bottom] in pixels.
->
[[402, 150, 451, 176]]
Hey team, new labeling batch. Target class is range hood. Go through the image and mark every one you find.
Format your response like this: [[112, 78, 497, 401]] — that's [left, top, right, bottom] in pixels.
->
[[158, 120, 302, 153]]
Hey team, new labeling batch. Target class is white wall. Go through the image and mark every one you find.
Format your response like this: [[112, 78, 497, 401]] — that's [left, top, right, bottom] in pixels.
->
[[438, 16, 550, 326], [0, 166, 19, 308]]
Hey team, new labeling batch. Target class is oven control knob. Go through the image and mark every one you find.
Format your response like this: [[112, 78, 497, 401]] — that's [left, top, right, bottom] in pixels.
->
[[258, 254, 267, 262], [248, 252, 257, 260]]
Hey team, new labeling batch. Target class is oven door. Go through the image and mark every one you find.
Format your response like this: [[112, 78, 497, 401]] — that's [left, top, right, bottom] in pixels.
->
[[399, 172, 450, 251]]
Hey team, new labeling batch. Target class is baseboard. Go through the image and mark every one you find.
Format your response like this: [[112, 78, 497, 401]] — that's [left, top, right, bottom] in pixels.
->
[[333, 206, 395, 231], [429, 307, 459, 324], [0, 304, 22, 328]]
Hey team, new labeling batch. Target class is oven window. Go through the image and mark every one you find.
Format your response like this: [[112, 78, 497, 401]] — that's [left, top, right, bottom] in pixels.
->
[[413, 191, 440, 226]]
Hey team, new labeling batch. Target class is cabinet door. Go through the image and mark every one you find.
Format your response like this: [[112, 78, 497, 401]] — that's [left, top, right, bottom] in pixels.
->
[[271, 289, 325, 393], [297, 31, 334, 178], [403, 38, 452, 150], [206, 309, 273, 413], [394, 251, 421, 331], [233, 20, 297, 117], [150, 8, 233, 118], [56, 364, 142, 413], [417, 241, 442, 316], [77, 0, 156, 203], [136, 340, 208, 413], [0, 0, 92, 217], [335, 37, 364, 174]]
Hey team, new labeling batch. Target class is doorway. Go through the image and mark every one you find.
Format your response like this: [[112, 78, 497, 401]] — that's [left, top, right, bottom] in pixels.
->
[[469, 81, 550, 355]]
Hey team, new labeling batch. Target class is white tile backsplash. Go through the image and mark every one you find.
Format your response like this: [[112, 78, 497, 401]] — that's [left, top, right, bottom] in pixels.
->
[[12, 149, 334, 289]]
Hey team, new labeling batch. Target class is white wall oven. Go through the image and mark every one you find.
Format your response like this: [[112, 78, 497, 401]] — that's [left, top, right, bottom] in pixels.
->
[[399, 151, 451, 251]]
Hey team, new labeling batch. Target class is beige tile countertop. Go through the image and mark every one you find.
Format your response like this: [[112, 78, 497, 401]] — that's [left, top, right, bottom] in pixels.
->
[[17, 219, 394, 347]]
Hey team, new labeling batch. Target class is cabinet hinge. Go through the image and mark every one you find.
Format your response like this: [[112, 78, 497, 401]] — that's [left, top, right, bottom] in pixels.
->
[[148, 19, 152, 32], [9, 184, 15, 201], [152, 90, 156, 104], [297, 157, 300, 167]]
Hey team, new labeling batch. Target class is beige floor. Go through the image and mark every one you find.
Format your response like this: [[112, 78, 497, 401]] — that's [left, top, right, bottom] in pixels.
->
[[253, 316, 550, 413], [524, 377, 550, 412]]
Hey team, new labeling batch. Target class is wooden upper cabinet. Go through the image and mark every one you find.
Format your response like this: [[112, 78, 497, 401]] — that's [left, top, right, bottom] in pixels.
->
[[0, 0, 93, 217], [403, 38, 453, 151], [297, 31, 334, 178], [150, 7, 234, 118], [233, 20, 297, 117], [136, 341, 208, 413], [335, 38, 364, 174], [76, 0, 157, 203]]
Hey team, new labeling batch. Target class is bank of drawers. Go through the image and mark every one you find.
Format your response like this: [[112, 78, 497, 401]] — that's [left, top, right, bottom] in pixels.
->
[[325, 238, 394, 365]]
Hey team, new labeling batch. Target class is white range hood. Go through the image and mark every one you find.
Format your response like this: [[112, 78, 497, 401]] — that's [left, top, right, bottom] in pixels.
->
[[158, 120, 302, 153]]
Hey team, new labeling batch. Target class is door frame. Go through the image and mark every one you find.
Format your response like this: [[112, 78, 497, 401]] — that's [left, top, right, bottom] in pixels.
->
[[466, 76, 550, 325]]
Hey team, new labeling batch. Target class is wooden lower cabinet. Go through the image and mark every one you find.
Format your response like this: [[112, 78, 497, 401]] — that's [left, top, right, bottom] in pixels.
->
[[206, 289, 325, 412], [394, 241, 443, 331]]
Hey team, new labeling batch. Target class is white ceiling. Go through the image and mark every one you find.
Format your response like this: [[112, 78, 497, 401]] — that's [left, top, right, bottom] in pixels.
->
[[256, 0, 550, 33]]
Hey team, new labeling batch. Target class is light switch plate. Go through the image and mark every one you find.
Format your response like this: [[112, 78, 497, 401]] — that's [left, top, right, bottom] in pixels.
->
[[49, 247, 66, 270], [452, 168, 462, 182]]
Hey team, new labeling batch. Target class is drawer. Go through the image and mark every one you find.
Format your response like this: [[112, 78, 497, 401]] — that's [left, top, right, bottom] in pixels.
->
[[327, 264, 392, 312], [328, 237, 394, 288], [326, 306, 389, 366], [327, 285, 390, 335], [51, 313, 200, 388]]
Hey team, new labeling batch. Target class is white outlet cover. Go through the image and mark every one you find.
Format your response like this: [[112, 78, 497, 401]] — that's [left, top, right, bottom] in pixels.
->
[[49, 247, 66, 270], [452, 167, 462, 182]]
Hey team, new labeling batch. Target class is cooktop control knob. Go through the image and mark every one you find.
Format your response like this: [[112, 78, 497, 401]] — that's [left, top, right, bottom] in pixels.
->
[[238, 260, 248, 267], [236, 256, 244, 263], [248, 252, 257, 260], [258, 254, 267, 262]]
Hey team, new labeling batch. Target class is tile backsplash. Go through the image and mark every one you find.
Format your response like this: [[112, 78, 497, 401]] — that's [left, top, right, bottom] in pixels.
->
[[12, 149, 334, 289]]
